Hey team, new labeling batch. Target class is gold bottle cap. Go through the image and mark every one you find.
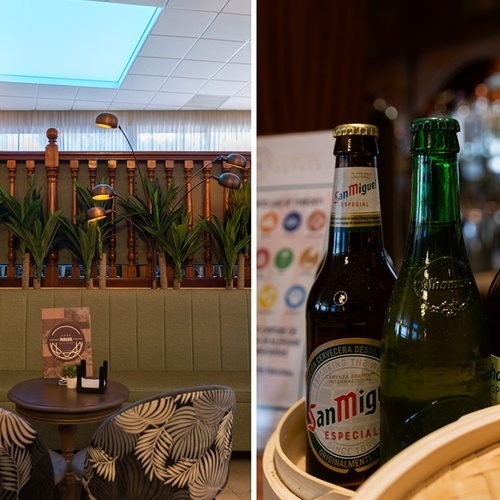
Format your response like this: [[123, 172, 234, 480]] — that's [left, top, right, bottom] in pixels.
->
[[333, 123, 379, 138]]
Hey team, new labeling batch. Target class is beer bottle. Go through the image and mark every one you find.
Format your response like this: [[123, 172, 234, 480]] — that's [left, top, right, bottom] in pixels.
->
[[305, 123, 396, 489], [380, 117, 491, 464], [486, 269, 500, 404]]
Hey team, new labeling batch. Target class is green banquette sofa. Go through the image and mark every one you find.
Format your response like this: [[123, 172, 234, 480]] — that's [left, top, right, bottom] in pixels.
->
[[0, 288, 251, 452]]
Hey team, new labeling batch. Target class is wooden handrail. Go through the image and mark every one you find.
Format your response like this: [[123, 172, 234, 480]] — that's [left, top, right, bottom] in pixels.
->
[[0, 128, 251, 288]]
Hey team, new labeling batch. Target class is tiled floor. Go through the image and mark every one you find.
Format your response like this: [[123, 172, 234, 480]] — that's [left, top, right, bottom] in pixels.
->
[[218, 454, 252, 499]]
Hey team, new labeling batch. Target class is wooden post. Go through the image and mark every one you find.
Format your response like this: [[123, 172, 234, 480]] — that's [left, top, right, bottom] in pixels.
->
[[107, 160, 117, 278], [125, 159, 137, 277], [44, 128, 59, 286], [203, 159, 214, 279], [69, 159, 81, 279], [6, 160, 17, 278]]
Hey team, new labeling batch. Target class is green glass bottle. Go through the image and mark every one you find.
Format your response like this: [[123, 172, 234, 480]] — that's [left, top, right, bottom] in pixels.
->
[[380, 117, 491, 464], [306, 123, 396, 489]]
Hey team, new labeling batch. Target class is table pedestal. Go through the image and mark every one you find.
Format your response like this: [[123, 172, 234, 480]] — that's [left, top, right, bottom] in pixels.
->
[[7, 378, 129, 500], [58, 423, 79, 500]]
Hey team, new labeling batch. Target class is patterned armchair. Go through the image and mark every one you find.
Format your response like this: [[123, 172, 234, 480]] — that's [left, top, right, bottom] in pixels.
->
[[72, 385, 236, 500], [0, 407, 67, 500]]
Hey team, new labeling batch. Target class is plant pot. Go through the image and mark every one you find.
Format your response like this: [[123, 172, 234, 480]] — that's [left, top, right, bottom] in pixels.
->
[[66, 377, 77, 389]]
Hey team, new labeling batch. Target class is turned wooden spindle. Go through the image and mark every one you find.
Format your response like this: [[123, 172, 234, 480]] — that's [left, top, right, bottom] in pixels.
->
[[107, 160, 117, 278], [44, 128, 60, 286]]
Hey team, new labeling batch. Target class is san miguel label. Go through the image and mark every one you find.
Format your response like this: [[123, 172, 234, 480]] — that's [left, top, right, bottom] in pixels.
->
[[306, 338, 381, 473], [331, 167, 382, 229]]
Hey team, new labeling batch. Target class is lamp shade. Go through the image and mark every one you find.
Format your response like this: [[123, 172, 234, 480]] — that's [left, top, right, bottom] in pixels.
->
[[91, 184, 115, 200], [95, 113, 119, 129], [217, 172, 242, 190], [224, 153, 247, 169], [87, 206, 108, 222]]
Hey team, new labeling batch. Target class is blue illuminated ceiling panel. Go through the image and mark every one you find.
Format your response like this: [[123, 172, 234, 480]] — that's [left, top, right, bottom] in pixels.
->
[[0, 0, 161, 88]]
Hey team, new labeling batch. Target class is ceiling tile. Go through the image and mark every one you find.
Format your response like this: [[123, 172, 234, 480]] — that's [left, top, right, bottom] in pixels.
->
[[0, 3, 250, 111], [153, 8, 217, 38], [214, 63, 250, 82], [149, 92, 193, 107], [184, 94, 229, 108], [160, 77, 206, 93], [172, 60, 224, 79], [139, 35, 197, 59], [223, 0, 252, 16], [37, 85, 79, 99], [130, 56, 179, 77], [201, 80, 247, 96], [76, 88, 118, 102], [121, 74, 166, 91], [203, 13, 251, 42], [218, 96, 251, 110], [186, 39, 244, 63], [166, 0, 228, 12], [113, 89, 156, 104]]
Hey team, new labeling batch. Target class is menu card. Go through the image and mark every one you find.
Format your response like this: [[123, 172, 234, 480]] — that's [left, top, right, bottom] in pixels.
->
[[42, 307, 93, 378]]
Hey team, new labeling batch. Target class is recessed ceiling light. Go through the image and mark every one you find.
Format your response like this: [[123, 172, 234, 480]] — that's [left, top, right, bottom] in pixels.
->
[[0, 0, 161, 88]]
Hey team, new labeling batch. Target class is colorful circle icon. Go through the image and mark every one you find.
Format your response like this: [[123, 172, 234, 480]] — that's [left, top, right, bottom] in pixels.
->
[[258, 284, 279, 309], [257, 248, 271, 270], [275, 248, 294, 270], [260, 211, 279, 233], [299, 247, 321, 270], [283, 211, 301, 232], [308, 210, 327, 231], [285, 285, 307, 308]]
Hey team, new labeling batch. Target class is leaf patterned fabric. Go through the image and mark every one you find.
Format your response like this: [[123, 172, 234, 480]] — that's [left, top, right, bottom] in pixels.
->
[[81, 385, 236, 500], [0, 407, 57, 500]]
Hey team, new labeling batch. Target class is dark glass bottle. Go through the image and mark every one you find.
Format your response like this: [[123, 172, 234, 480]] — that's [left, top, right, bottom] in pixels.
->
[[486, 269, 500, 404], [305, 123, 396, 489], [380, 117, 491, 464]]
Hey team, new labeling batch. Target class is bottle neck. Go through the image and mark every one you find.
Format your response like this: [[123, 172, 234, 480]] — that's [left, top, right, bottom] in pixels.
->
[[410, 152, 462, 225], [403, 150, 471, 267], [328, 151, 385, 256]]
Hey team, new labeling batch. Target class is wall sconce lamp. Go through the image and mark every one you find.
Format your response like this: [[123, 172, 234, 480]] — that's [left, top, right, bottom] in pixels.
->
[[87, 205, 158, 289], [95, 112, 147, 197], [170, 171, 242, 213], [87, 206, 109, 223], [180, 153, 246, 191]]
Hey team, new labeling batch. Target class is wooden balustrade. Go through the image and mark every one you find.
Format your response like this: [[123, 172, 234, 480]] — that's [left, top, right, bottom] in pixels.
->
[[0, 128, 251, 288]]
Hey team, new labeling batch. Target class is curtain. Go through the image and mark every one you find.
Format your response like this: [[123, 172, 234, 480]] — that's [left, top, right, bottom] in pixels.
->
[[0, 110, 251, 152]]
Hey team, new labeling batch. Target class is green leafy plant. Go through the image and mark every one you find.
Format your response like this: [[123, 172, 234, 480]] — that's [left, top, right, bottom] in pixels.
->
[[59, 180, 113, 288], [159, 213, 205, 288], [59, 217, 98, 288], [0, 177, 61, 289], [227, 181, 251, 288], [61, 362, 78, 378], [5, 210, 62, 289], [118, 177, 183, 288], [0, 177, 44, 288], [199, 206, 251, 289]]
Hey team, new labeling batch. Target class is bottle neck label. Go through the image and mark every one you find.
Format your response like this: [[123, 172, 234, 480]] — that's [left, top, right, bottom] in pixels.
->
[[332, 167, 382, 229], [306, 338, 381, 473], [413, 257, 473, 316]]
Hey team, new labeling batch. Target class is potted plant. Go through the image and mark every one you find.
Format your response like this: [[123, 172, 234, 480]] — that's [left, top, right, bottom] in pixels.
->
[[158, 212, 205, 289], [59, 217, 98, 288], [61, 362, 78, 389], [0, 178, 61, 289], [199, 206, 251, 290], [0, 177, 45, 288], [118, 177, 183, 289], [227, 181, 251, 289]]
